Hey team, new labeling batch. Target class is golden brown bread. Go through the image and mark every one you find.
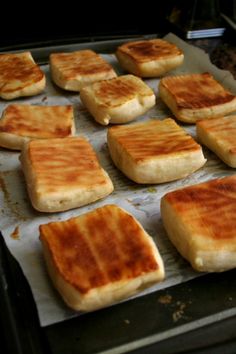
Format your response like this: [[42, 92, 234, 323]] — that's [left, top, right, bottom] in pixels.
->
[[39, 204, 165, 311], [159, 72, 236, 123], [20, 137, 114, 212], [107, 118, 206, 183], [196, 115, 236, 167], [80, 74, 155, 125], [50, 50, 117, 91], [116, 39, 184, 77], [0, 104, 75, 150], [0, 52, 46, 100], [161, 175, 236, 272]]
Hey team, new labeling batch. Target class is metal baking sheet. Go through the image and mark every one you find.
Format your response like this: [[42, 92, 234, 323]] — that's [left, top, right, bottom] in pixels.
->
[[0, 33, 236, 334]]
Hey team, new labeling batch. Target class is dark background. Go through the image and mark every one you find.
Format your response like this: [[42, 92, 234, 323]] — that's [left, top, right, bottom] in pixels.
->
[[0, 1, 172, 49], [0, 1, 235, 50]]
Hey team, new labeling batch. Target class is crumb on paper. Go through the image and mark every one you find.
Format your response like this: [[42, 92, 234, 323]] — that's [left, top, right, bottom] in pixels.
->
[[10, 225, 20, 240], [172, 302, 186, 322], [158, 294, 172, 304], [147, 187, 157, 193], [126, 199, 141, 207], [0, 171, 29, 221]]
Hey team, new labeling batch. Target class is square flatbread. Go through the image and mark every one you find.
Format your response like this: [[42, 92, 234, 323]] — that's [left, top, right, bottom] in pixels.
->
[[20, 137, 114, 212], [50, 50, 117, 91], [39, 204, 165, 311], [0, 104, 75, 150], [196, 115, 236, 167], [159, 72, 236, 123], [80, 74, 155, 125], [116, 39, 184, 77], [0, 52, 45, 100], [161, 175, 236, 272], [107, 118, 206, 183]]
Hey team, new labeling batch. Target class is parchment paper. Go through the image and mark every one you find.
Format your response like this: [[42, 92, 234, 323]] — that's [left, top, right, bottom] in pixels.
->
[[1, 33, 236, 327]]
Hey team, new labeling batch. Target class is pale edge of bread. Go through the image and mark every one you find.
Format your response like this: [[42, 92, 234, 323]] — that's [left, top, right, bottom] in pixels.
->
[[116, 51, 184, 77], [0, 132, 31, 150], [0, 111, 76, 151], [50, 58, 117, 92], [161, 196, 236, 272], [159, 81, 236, 123], [19, 143, 114, 212], [40, 211, 165, 311], [80, 86, 156, 125], [1, 76, 46, 100], [107, 130, 206, 184], [196, 123, 236, 167]]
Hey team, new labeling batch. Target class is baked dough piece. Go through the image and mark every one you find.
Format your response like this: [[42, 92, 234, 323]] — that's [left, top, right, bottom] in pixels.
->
[[196, 115, 236, 167], [107, 118, 206, 183], [116, 39, 184, 77], [0, 52, 45, 100], [0, 104, 75, 150], [159, 72, 236, 123], [20, 137, 114, 212], [161, 175, 236, 272], [80, 74, 155, 125], [39, 204, 165, 311], [50, 50, 117, 91]]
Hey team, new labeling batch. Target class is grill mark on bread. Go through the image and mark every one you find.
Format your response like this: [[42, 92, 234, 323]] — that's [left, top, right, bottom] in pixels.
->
[[110, 119, 200, 162], [0, 122, 71, 137], [164, 175, 236, 240], [40, 205, 160, 294], [50, 50, 114, 78], [161, 73, 235, 109], [116, 212, 159, 274], [197, 116, 236, 150], [0, 104, 73, 138], [79, 74, 155, 125], [41, 219, 106, 293], [118, 39, 183, 62], [93, 75, 153, 107], [84, 206, 159, 280], [28, 137, 107, 193], [84, 207, 125, 282], [0, 52, 44, 93]]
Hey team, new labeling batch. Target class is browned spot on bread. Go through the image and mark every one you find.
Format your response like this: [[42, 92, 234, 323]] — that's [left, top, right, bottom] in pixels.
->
[[0, 52, 44, 94], [39, 205, 159, 294], [161, 73, 235, 109], [164, 175, 236, 240], [117, 39, 183, 63], [109, 119, 200, 163]]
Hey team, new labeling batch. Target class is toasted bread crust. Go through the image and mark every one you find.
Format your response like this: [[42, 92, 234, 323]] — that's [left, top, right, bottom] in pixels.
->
[[161, 175, 236, 271], [0, 52, 45, 100], [107, 119, 206, 183], [197, 115, 236, 167], [40, 205, 160, 293], [90, 74, 154, 107], [117, 39, 183, 63], [80, 75, 155, 125], [116, 39, 184, 77], [20, 137, 114, 212], [159, 73, 236, 123], [161, 73, 235, 109], [39, 204, 165, 311], [50, 50, 117, 91], [0, 104, 75, 149]]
